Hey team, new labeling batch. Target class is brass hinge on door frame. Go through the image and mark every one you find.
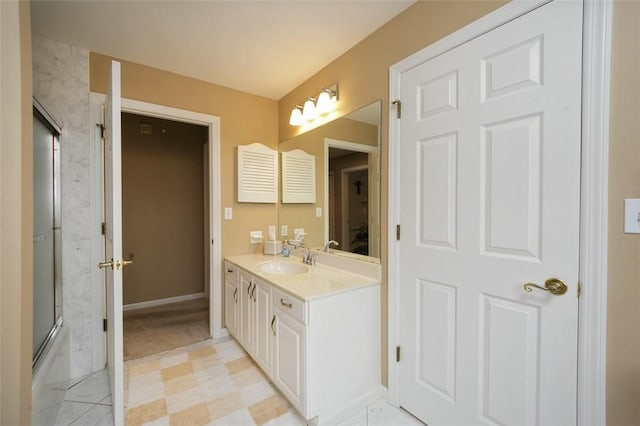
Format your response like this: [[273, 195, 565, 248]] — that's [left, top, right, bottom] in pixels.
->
[[96, 123, 105, 140], [101, 222, 106, 235], [577, 281, 582, 298], [396, 346, 401, 363], [103, 318, 108, 332], [392, 100, 402, 119], [396, 224, 401, 241]]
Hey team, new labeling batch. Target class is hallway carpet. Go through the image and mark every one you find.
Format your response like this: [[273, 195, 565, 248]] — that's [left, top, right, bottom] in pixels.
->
[[123, 297, 210, 361]]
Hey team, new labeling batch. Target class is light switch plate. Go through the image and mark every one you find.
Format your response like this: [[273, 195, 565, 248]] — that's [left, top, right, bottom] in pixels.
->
[[316, 207, 322, 217], [280, 225, 288, 237], [624, 199, 640, 234], [224, 207, 233, 220]]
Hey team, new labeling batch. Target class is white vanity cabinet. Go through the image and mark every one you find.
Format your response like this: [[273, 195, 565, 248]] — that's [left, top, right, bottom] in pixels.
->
[[224, 257, 382, 425], [238, 269, 254, 350], [253, 279, 273, 373], [231, 268, 273, 374], [223, 262, 238, 337], [272, 287, 306, 413]]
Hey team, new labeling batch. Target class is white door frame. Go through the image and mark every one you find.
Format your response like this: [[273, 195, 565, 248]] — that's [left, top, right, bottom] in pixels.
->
[[387, 1, 611, 424], [89, 94, 225, 370]]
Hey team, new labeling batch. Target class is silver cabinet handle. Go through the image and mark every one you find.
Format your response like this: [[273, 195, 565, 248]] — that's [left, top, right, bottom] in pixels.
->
[[251, 283, 256, 301], [233, 288, 238, 303], [227, 268, 234, 273], [271, 315, 276, 335], [280, 298, 292, 309]]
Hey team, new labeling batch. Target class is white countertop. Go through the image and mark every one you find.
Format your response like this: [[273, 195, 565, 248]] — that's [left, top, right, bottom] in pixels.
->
[[225, 254, 380, 301]]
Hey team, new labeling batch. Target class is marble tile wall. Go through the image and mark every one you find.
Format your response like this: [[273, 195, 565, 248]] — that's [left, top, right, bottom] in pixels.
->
[[32, 36, 94, 377]]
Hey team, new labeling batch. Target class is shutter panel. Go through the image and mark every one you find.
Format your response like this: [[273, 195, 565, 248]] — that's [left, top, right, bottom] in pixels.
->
[[237, 143, 278, 203], [282, 149, 315, 203]]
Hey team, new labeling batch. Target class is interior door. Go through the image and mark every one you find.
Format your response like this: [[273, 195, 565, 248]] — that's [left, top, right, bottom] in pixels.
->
[[101, 60, 124, 425], [398, 2, 582, 425]]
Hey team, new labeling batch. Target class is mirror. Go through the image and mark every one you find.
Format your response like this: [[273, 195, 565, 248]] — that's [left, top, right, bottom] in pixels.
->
[[278, 101, 381, 262]]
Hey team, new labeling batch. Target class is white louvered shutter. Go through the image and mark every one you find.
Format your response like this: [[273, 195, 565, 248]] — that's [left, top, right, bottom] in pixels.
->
[[237, 143, 278, 203]]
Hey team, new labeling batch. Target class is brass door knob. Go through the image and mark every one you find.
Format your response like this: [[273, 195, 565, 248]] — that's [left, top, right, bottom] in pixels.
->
[[98, 259, 114, 270], [523, 278, 568, 295], [98, 258, 133, 270]]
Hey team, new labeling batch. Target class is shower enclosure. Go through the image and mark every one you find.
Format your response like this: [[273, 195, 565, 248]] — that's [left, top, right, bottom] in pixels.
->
[[32, 100, 62, 368]]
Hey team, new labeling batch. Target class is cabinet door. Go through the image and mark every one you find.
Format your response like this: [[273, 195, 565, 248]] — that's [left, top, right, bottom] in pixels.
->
[[224, 269, 238, 337], [238, 270, 254, 351], [273, 310, 305, 414], [253, 279, 272, 373]]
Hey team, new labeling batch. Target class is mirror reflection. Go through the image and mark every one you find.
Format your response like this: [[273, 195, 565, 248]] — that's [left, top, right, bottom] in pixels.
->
[[279, 101, 381, 261]]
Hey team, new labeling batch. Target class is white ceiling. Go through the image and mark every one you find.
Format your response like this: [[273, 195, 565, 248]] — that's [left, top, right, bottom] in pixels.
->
[[31, 0, 415, 100]]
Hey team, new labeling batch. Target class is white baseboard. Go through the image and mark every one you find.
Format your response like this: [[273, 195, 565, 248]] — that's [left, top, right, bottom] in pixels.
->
[[318, 385, 385, 425], [212, 328, 230, 340], [123, 292, 206, 312]]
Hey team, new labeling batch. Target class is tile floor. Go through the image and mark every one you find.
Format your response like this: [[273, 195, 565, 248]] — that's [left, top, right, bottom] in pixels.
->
[[54, 337, 425, 425], [53, 369, 114, 425]]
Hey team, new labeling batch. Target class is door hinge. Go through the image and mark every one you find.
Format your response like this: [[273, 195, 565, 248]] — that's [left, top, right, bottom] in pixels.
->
[[96, 123, 105, 140], [101, 222, 106, 235], [577, 281, 582, 298], [392, 100, 402, 119], [103, 318, 108, 332], [396, 224, 401, 241], [396, 346, 401, 362]]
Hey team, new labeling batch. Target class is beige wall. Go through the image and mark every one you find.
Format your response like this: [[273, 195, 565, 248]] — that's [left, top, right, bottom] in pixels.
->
[[279, 117, 378, 248], [0, 1, 33, 424], [281, 0, 640, 418], [74, 2, 639, 422], [279, 0, 506, 385], [91, 53, 279, 322], [121, 113, 207, 304], [607, 1, 640, 424]]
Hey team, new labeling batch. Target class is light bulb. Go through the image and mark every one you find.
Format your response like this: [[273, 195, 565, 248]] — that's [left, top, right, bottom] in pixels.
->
[[302, 98, 317, 121], [289, 106, 303, 126], [316, 90, 332, 114]]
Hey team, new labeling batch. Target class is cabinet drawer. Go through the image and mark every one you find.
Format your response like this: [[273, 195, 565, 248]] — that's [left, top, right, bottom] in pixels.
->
[[273, 287, 306, 324]]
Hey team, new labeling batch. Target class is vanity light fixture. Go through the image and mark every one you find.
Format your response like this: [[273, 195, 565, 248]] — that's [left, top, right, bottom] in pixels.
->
[[302, 97, 318, 121], [289, 105, 304, 126], [316, 86, 338, 114], [288, 84, 339, 126]]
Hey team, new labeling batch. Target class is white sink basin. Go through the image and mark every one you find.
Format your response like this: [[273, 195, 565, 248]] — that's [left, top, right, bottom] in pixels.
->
[[257, 261, 309, 275]]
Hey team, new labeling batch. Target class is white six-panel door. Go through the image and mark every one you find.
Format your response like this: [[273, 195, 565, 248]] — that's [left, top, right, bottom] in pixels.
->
[[398, 2, 582, 424], [103, 60, 124, 425]]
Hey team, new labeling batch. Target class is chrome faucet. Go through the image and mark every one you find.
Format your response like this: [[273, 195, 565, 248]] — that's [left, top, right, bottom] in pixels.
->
[[303, 251, 317, 266], [323, 240, 339, 252], [290, 241, 317, 265]]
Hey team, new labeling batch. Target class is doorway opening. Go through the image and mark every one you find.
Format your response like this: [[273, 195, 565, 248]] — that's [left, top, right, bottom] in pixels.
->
[[325, 139, 380, 258], [120, 112, 210, 360], [330, 155, 369, 255]]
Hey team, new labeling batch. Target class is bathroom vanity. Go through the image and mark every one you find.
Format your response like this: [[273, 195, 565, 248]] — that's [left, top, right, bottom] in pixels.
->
[[224, 253, 382, 425]]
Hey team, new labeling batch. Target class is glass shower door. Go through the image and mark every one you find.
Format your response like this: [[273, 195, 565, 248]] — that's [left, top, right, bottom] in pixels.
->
[[32, 107, 61, 363]]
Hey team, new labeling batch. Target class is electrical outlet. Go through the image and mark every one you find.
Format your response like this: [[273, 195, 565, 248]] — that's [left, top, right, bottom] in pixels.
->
[[624, 199, 640, 234], [280, 225, 288, 237], [316, 207, 322, 217], [224, 207, 233, 220]]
